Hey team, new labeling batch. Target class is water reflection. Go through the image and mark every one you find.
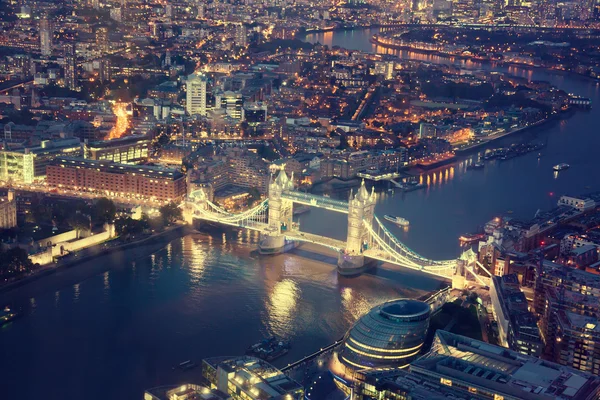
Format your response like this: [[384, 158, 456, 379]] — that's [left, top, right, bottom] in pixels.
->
[[73, 283, 80, 302], [266, 279, 300, 336], [340, 287, 372, 324]]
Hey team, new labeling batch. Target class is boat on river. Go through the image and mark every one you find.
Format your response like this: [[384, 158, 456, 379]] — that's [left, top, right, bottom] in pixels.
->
[[384, 215, 410, 227], [553, 163, 570, 171], [0, 306, 20, 327]]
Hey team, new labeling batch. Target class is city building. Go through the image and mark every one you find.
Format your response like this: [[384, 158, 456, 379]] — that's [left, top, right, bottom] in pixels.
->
[[202, 356, 304, 399], [144, 384, 227, 400], [0, 138, 82, 184], [535, 263, 600, 374], [96, 27, 109, 55], [186, 72, 208, 116], [354, 330, 600, 400], [46, 158, 186, 202], [216, 91, 244, 120], [83, 135, 150, 164], [320, 150, 403, 180], [490, 274, 543, 356], [337, 299, 430, 375], [0, 189, 17, 229], [191, 147, 270, 198], [64, 43, 77, 91], [234, 24, 248, 47], [39, 16, 52, 56], [558, 195, 596, 212]]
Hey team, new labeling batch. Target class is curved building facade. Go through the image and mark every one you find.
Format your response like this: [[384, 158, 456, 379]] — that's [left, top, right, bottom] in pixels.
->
[[338, 299, 430, 372]]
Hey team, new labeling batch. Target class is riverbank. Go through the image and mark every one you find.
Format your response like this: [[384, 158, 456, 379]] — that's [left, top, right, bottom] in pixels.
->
[[0, 224, 190, 303], [369, 34, 600, 83]]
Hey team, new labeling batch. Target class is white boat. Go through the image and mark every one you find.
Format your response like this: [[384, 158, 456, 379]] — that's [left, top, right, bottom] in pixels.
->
[[384, 215, 410, 227], [553, 163, 570, 171]]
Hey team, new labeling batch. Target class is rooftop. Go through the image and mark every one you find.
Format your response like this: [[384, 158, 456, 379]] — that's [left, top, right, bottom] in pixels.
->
[[203, 356, 303, 399], [51, 157, 184, 180], [414, 330, 600, 400]]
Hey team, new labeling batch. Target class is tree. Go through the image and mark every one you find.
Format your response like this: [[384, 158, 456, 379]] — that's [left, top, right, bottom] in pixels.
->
[[115, 215, 148, 236], [0, 247, 35, 280], [159, 202, 182, 225], [68, 212, 91, 235], [93, 198, 116, 224]]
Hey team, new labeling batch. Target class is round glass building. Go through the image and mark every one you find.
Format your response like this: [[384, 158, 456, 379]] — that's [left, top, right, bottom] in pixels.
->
[[338, 298, 430, 372]]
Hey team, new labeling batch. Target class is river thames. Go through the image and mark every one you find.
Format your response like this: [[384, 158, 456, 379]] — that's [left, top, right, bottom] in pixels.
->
[[1, 29, 600, 399]]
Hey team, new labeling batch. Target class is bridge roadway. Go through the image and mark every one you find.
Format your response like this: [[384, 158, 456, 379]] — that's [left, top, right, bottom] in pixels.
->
[[284, 231, 346, 251], [363, 248, 455, 278], [193, 211, 269, 231], [282, 191, 348, 214]]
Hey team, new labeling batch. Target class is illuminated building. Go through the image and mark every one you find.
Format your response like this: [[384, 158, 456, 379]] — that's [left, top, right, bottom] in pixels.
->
[[186, 72, 208, 117], [47, 158, 186, 202], [244, 103, 267, 123], [490, 274, 542, 356], [234, 23, 248, 47], [191, 147, 270, 198], [202, 356, 304, 399], [337, 299, 430, 375], [83, 135, 150, 164], [354, 330, 600, 400], [99, 58, 111, 83], [0, 138, 82, 184], [64, 43, 77, 90], [96, 27, 109, 55], [320, 150, 403, 180], [12, 54, 32, 78], [535, 263, 600, 374], [0, 189, 17, 229], [215, 90, 243, 120], [39, 16, 52, 57], [144, 384, 226, 400]]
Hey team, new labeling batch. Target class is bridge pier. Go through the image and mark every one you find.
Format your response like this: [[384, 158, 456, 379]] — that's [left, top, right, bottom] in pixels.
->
[[258, 231, 295, 255]]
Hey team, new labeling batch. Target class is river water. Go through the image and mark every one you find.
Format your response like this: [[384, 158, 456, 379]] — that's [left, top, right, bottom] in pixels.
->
[[304, 28, 600, 259], [1, 29, 600, 399]]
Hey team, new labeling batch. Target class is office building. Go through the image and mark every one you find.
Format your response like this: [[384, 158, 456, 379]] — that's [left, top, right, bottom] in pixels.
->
[[490, 274, 543, 356], [64, 43, 77, 90], [0, 189, 17, 229], [354, 330, 600, 400], [12, 54, 32, 78], [338, 299, 430, 374], [216, 90, 244, 120], [99, 58, 111, 83], [96, 27, 109, 55], [535, 263, 600, 374], [234, 24, 248, 47], [83, 135, 150, 164], [202, 356, 304, 399], [0, 138, 82, 184], [186, 72, 208, 116], [39, 16, 52, 56], [47, 158, 186, 202]]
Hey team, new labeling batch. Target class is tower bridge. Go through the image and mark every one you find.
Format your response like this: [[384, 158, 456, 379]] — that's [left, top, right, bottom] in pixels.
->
[[183, 169, 489, 282]]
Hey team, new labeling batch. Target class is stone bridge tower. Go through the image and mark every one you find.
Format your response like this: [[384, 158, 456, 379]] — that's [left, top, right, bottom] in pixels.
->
[[339, 180, 376, 275], [259, 168, 294, 254]]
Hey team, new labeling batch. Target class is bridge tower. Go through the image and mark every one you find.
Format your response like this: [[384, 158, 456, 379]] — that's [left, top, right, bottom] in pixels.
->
[[258, 169, 294, 254], [182, 188, 208, 224], [338, 180, 376, 275]]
